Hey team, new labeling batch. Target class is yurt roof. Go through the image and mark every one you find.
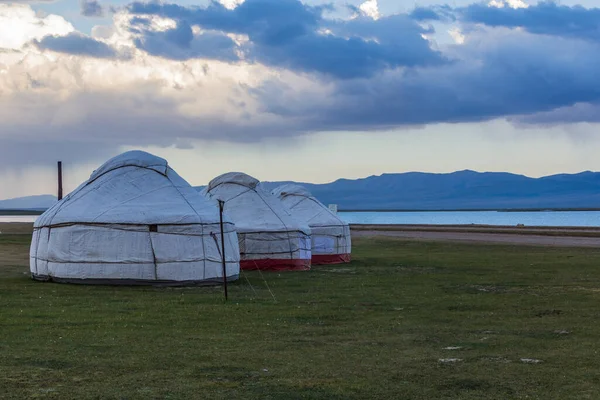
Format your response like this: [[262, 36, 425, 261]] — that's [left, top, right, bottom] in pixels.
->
[[271, 184, 312, 199], [207, 172, 259, 192], [35, 151, 227, 228], [272, 184, 347, 228], [89, 150, 169, 182]]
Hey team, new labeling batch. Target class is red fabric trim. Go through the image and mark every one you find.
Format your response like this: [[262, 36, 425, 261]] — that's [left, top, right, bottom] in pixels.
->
[[311, 253, 351, 265], [240, 258, 311, 271]]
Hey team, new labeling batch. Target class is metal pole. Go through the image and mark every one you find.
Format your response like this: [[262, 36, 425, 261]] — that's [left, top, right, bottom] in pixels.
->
[[219, 200, 228, 301], [57, 161, 63, 201]]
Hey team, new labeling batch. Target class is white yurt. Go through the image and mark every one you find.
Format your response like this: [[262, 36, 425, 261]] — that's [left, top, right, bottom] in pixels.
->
[[30, 151, 240, 285], [272, 184, 351, 265], [202, 172, 312, 271]]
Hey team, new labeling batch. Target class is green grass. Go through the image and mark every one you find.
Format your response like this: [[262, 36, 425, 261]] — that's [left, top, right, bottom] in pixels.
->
[[2, 234, 600, 399]]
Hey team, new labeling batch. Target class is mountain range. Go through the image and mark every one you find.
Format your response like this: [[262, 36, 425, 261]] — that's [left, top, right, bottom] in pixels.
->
[[259, 170, 600, 210], [0, 195, 57, 210], [4, 170, 600, 211]]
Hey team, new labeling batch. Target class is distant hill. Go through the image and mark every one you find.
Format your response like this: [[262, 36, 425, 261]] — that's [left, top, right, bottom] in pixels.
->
[[6, 170, 600, 211], [0, 195, 57, 210], [256, 170, 600, 210]]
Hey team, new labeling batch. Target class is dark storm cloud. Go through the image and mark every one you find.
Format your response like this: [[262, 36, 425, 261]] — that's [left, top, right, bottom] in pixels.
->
[[253, 30, 600, 130], [409, 5, 455, 22], [34, 33, 120, 58], [517, 103, 600, 125], [411, 2, 600, 42], [5, 0, 600, 174], [128, 0, 324, 40], [127, 0, 444, 78], [133, 20, 240, 61], [0, 84, 300, 169], [461, 2, 600, 41], [81, 0, 104, 17], [0, 140, 116, 169]]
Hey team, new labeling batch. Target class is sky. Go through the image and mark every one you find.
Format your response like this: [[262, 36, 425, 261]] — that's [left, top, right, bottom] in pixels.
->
[[1, 0, 600, 199]]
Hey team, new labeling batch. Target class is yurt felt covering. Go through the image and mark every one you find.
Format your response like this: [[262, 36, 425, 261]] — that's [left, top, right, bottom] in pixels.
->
[[30, 151, 240, 285], [203, 172, 311, 271], [273, 184, 351, 264]]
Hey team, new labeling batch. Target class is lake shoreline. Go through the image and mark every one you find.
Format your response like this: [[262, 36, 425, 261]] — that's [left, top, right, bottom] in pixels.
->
[[6, 207, 600, 216], [350, 224, 600, 237], [340, 210, 600, 227], [0, 209, 45, 216], [5, 221, 600, 238], [340, 208, 600, 212]]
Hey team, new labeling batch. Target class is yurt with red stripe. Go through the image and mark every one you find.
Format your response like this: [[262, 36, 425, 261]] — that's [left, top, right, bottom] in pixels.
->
[[272, 184, 351, 265], [202, 172, 312, 271]]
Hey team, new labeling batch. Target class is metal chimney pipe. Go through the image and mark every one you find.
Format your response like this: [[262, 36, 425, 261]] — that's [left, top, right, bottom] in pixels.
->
[[57, 161, 63, 201]]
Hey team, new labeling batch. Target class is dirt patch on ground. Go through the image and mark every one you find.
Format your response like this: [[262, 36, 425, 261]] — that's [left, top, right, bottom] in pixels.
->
[[352, 228, 600, 247], [351, 224, 600, 234]]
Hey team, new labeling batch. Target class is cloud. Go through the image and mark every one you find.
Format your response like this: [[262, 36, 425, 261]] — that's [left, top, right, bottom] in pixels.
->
[[488, 0, 528, 9], [128, 0, 324, 41], [411, 2, 600, 43], [34, 32, 121, 58], [2, 2, 600, 172], [128, 0, 444, 78], [0, 3, 73, 49], [460, 1, 600, 41], [516, 103, 600, 125], [409, 5, 455, 22], [253, 28, 600, 130], [0, 3, 288, 167], [0, 140, 116, 172], [132, 20, 240, 61], [358, 0, 380, 20], [218, 0, 245, 10], [81, 0, 104, 17]]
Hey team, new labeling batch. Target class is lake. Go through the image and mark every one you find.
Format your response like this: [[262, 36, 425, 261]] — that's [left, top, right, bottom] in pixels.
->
[[3, 211, 600, 227], [338, 211, 600, 227], [0, 215, 39, 223]]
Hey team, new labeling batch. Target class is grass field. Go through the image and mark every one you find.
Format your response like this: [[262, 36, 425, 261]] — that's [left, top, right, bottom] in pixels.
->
[[2, 233, 600, 399]]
